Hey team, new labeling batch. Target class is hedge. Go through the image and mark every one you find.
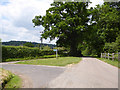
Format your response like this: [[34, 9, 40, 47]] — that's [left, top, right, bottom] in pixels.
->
[[2, 46, 66, 61], [2, 46, 55, 61]]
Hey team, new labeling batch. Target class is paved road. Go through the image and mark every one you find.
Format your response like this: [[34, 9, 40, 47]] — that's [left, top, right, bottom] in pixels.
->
[[1, 64, 65, 88], [1, 57, 118, 88], [48, 57, 118, 88]]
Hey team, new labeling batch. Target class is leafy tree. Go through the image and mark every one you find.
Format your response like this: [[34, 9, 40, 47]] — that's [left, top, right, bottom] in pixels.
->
[[104, 1, 120, 11], [85, 2, 120, 56], [42, 45, 51, 50], [104, 35, 120, 53], [91, 3, 120, 43], [23, 42, 34, 47], [32, 2, 91, 56], [85, 24, 105, 57], [37, 44, 40, 49], [54, 47, 66, 51]]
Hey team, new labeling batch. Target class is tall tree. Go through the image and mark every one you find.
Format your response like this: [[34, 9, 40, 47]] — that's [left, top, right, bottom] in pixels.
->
[[82, 1, 120, 56], [32, 2, 90, 56], [91, 3, 120, 43]]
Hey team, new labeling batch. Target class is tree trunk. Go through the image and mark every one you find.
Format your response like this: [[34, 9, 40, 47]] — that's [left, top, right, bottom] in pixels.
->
[[69, 43, 83, 57]]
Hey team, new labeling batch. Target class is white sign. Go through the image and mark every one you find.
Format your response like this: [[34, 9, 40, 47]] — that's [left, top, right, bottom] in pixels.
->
[[53, 49, 58, 59], [53, 49, 57, 51]]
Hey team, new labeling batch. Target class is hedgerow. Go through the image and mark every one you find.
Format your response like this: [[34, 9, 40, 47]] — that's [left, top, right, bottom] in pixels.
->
[[2, 46, 56, 61]]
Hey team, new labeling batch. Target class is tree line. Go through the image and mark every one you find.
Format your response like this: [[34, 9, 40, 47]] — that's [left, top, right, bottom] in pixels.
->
[[32, 1, 120, 57], [2, 41, 56, 48]]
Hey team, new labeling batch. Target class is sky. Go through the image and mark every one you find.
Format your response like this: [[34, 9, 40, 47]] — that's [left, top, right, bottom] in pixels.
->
[[0, 0, 104, 44]]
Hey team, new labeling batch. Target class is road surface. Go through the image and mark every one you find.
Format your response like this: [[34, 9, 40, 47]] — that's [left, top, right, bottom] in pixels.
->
[[1, 57, 118, 88], [48, 57, 118, 88], [1, 64, 65, 88]]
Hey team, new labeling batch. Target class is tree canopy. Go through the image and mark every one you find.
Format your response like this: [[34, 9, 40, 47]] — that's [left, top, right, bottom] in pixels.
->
[[32, 1, 120, 57], [33, 2, 91, 56]]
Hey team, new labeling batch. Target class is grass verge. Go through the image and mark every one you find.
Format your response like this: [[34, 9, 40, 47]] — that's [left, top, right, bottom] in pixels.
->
[[0, 68, 22, 89], [16, 57, 82, 66], [4, 74, 22, 89], [97, 58, 120, 68]]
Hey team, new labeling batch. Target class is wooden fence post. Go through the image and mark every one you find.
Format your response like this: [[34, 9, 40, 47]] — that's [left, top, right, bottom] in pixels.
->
[[118, 52, 120, 61], [105, 53, 106, 59], [101, 53, 102, 58], [108, 53, 109, 59], [101, 52, 119, 61], [112, 53, 114, 61]]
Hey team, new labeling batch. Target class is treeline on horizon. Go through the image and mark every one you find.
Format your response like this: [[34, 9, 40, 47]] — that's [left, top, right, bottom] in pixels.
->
[[2, 41, 56, 49]]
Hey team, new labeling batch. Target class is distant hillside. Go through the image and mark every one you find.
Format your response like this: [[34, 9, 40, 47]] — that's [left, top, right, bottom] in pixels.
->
[[2, 41, 56, 48]]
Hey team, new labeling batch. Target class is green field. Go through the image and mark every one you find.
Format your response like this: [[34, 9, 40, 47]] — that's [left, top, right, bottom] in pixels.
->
[[16, 57, 82, 66], [98, 58, 119, 68]]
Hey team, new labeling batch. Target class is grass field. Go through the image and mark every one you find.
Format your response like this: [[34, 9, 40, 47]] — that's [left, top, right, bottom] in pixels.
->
[[16, 57, 82, 66], [98, 58, 119, 68]]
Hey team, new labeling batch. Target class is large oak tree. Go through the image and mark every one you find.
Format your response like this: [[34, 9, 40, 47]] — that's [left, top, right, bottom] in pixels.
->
[[32, 2, 91, 56]]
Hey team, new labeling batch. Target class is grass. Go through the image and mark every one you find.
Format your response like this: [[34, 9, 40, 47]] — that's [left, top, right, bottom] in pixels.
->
[[0, 68, 22, 89], [0, 68, 13, 89], [16, 57, 82, 66], [4, 74, 22, 89], [98, 58, 119, 68]]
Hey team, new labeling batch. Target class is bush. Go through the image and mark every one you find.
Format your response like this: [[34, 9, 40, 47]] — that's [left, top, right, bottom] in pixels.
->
[[2, 46, 68, 62], [2, 46, 8, 60], [2, 46, 57, 61], [41, 50, 55, 55]]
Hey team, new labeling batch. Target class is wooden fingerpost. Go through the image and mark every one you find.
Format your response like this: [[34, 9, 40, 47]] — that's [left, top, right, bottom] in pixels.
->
[[105, 53, 106, 59], [101, 53, 102, 58], [118, 52, 120, 62], [112, 53, 114, 61], [108, 53, 109, 60]]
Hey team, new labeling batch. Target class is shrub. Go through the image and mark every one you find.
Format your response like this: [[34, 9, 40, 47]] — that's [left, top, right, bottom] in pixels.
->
[[2, 46, 8, 60], [2, 46, 66, 61]]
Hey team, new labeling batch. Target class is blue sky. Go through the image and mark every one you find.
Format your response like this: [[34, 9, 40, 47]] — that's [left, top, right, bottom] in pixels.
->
[[0, 0, 9, 5], [0, 0, 103, 44]]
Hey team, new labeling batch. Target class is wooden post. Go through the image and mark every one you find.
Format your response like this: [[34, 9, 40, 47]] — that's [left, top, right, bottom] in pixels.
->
[[112, 53, 114, 61], [56, 49, 58, 59], [101, 53, 102, 58], [105, 53, 106, 59], [118, 52, 120, 70], [103, 53, 105, 58], [118, 52, 120, 62], [108, 53, 109, 59]]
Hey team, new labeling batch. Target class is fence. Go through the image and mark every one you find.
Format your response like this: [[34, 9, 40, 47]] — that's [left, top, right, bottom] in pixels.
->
[[101, 52, 120, 61]]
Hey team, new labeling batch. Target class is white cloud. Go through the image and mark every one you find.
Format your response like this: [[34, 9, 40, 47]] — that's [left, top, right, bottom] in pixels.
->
[[0, 0, 53, 29], [0, 0, 103, 45], [88, 0, 104, 8], [0, 0, 56, 44], [0, 19, 40, 42]]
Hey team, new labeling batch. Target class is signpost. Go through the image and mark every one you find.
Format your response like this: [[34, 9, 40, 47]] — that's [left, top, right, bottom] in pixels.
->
[[53, 49, 58, 59]]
